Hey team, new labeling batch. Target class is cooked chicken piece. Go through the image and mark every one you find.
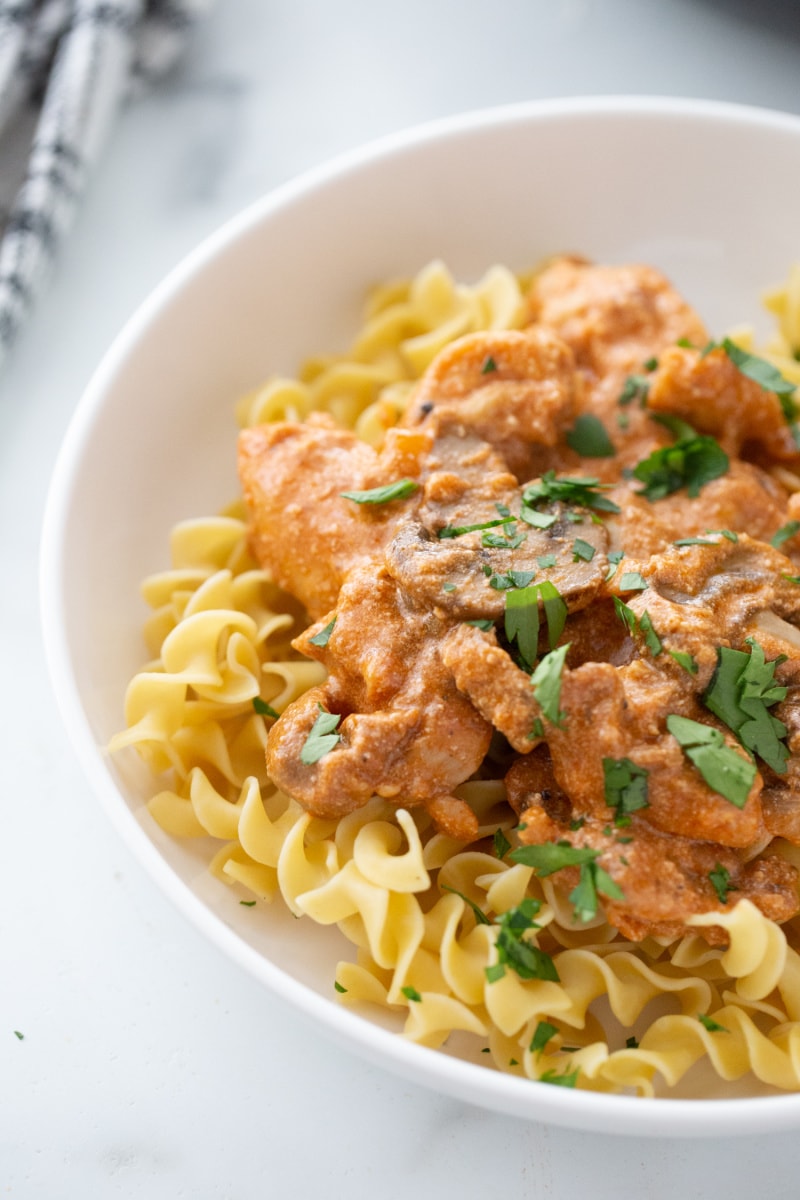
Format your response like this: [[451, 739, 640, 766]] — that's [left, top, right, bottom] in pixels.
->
[[549, 658, 765, 847], [402, 328, 576, 480], [648, 343, 800, 462], [439, 623, 541, 752], [265, 566, 492, 839], [527, 257, 709, 466], [507, 759, 797, 943], [237, 418, 417, 619], [604, 463, 791, 559]]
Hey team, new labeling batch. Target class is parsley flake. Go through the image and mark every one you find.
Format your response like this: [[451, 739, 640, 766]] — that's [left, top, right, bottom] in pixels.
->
[[308, 617, 336, 647], [531, 643, 570, 727], [530, 1021, 560, 1055], [239, 899, 256, 907], [340, 478, 418, 504], [703, 640, 789, 775], [300, 705, 342, 765], [522, 472, 621, 514], [334, 981, 348, 993], [771, 520, 800, 548], [719, 338, 798, 420], [441, 883, 491, 924], [252, 697, 280, 719], [708, 862, 738, 905], [618, 374, 650, 407], [494, 828, 511, 860], [698, 1013, 729, 1033], [540, 1067, 580, 1088], [632, 432, 728, 501], [512, 839, 626, 923], [486, 898, 559, 983], [619, 571, 648, 592], [481, 354, 498, 374], [439, 517, 515, 539], [572, 538, 596, 562], [402, 986, 422, 1002], [603, 757, 650, 823], [566, 414, 616, 458], [669, 649, 698, 675], [666, 714, 757, 808], [537, 553, 557, 569]]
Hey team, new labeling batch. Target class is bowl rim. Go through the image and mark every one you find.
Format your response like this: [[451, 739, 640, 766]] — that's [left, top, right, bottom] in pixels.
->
[[40, 93, 800, 1137]]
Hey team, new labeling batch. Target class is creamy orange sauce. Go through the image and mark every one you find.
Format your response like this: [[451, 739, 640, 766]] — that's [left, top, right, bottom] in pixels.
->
[[238, 256, 800, 945]]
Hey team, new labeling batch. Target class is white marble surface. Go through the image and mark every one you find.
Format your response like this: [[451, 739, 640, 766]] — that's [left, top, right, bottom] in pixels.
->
[[5, 1, 800, 1195]]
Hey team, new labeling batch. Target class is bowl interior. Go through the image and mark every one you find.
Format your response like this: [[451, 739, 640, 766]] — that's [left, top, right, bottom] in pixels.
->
[[42, 96, 800, 1136]]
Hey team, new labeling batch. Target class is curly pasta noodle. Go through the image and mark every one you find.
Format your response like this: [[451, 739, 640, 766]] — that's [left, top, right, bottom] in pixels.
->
[[111, 260, 800, 1098]]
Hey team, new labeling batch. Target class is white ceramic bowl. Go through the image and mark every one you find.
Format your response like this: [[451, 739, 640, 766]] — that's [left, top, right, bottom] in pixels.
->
[[41, 95, 800, 1137]]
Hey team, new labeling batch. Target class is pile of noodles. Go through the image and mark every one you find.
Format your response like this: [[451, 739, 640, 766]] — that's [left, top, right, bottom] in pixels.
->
[[110, 260, 800, 1097]]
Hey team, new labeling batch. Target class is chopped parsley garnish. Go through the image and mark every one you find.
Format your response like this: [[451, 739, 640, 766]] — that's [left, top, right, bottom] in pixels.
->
[[572, 538, 596, 562], [632, 432, 728, 500], [239, 899, 256, 907], [486, 898, 560, 983], [619, 571, 648, 592], [708, 862, 738, 905], [718, 338, 799, 421], [644, 356, 659, 372], [674, 536, 716, 547], [334, 981, 348, 993], [530, 1021, 560, 1055], [666, 714, 756, 808], [569, 860, 624, 923], [482, 528, 528, 549], [308, 617, 336, 647], [438, 516, 515, 539], [402, 986, 422, 1002], [465, 618, 495, 631], [522, 472, 620, 514], [566, 414, 616, 458], [625, 1035, 639, 1049], [669, 649, 698, 675], [511, 842, 600, 874], [603, 757, 650, 824], [698, 1013, 729, 1033], [340, 478, 419, 504], [14, 1031, 24, 1040], [537, 553, 557, 569], [618, 374, 650, 407], [638, 611, 662, 656], [494, 828, 511, 860], [531, 642, 569, 726], [481, 354, 498, 374], [703, 640, 789, 775], [300, 705, 342, 765], [490, 568, 536, 591], [253, 696, 280, 719], [605, 549, 624, 581], [510, 841, 623, 923], [613, 596, 636, 634], [504, 581, 567, 670], [540, 1067, 580, 1088], [442, 582, 457, 592], [613, 599, 661, 655], [441, 883, 491, 924], [519, 505, 558, 530], [771, 520, 800, 548], [504, 585, 541, 669]]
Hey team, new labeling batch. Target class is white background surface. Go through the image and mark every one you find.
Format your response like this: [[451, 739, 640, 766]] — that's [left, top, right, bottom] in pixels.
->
[[4, 1, 800, 1196]]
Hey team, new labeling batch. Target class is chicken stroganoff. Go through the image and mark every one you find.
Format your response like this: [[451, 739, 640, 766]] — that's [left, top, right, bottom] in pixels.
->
[[113, 256, 800, 1096]]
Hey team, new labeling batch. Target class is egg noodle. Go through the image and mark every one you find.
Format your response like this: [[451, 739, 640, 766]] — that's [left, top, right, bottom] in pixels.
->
[[110, 260, 800, 1098]]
